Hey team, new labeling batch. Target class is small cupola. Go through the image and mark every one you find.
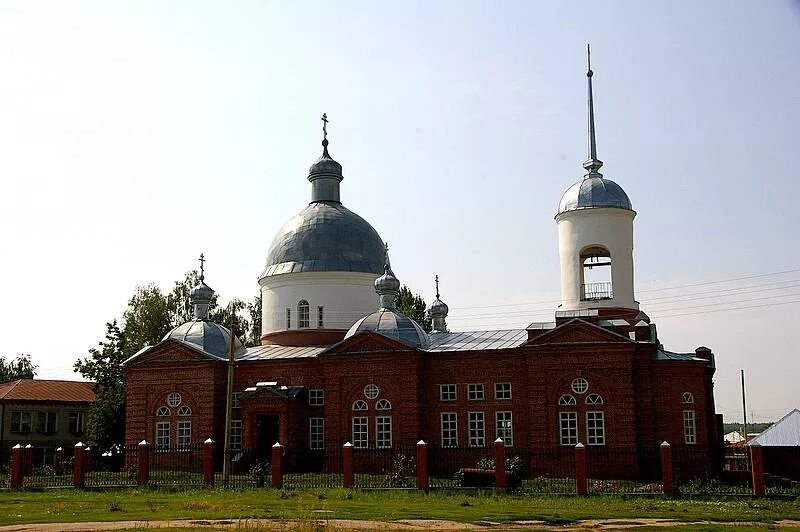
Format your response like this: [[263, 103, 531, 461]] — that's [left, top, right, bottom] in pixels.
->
[[428, 275, 449, 333], [307, 113, 344, 203]]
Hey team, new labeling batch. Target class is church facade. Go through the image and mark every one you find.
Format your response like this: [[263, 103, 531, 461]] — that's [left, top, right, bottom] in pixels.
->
[[124, 62, 721, 478]]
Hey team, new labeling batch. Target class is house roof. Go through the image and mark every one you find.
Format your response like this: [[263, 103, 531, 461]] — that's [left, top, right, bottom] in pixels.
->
[[0, 379, 95, 404], [748, 409, 800, 447]]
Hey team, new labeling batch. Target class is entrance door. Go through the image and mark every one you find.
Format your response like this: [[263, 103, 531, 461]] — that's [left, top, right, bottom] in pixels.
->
[[256, 414, 280, 460]]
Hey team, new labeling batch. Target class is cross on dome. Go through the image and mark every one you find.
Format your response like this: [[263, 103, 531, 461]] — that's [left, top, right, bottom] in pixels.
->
[[199, 253, 206, 281]]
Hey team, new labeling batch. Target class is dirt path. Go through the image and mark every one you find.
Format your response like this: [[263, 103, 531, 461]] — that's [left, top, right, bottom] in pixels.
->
[[1, 519, 800, 531]]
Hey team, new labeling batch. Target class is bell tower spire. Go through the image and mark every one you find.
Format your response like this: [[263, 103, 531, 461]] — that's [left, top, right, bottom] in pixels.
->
[[583, 44, 603, 177]]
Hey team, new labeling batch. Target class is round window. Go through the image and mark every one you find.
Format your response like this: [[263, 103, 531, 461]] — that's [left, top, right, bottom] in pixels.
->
[[571, 378, 588, 394], [167, 392, 182, 407], [363, 384, 379, 399]]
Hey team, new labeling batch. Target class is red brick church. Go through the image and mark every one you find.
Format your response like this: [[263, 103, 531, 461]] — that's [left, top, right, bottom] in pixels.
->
[[124, 59, 721, 478]]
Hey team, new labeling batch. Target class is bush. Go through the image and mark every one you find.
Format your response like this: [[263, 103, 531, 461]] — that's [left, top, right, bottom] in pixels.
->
[[381, 454, 415, 488]]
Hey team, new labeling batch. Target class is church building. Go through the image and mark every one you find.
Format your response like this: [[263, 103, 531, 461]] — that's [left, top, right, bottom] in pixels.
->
[[124, 57, 720, 478]]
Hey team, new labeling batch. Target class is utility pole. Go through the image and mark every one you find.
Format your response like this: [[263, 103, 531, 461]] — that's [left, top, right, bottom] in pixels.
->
[[741, 369, 749, 467], [222, 316, 237, 483]]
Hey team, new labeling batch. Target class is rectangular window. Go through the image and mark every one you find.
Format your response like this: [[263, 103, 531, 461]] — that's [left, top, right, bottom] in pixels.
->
[[298, 303, 310, 328], [156, 421, 170, 449], [684, 410, 696, 444], [495, 411, 513, 447], [560, 412, 578, 445], [439, 384, 456, 401], [68, 412, 85, 435], [177, 420, 191, 448], [468, 383, 484, 401], [232, 392, 242, 409], [286, 308, 291, 329], [376, 416, 392, 448], [468, 411, 485, 447], [10, 411, 32, 434], [495, 382, 512, 400], [308, 389, 325, 407], [318, 306, 324, 328], [586, 411, 605, 445], [309, 418, 324, 450], [440, 412, 458, 448], [230, 420, 242, 450], [352, 417, 368, 448], [37, 412, 57, 434]]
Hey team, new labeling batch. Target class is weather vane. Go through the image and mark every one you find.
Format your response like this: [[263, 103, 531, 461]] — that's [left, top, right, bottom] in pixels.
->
[[199, 253, 205, 281]]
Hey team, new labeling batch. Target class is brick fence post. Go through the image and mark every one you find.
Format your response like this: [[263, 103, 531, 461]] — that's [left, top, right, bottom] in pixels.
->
[[750, 443, 765, 497], [24, 444, 33, 475], [10, 445, 23, 490], [55, 447, 65, 476], [494, 437, 507, 490], [342, 442, 354, 488], [660, 441, 673, 496], [575, 443, 588, 495], [137, 440, 150, 487], [271, 442, 283, 489], [416, 440, 428, 491], [72, 442, 85, 488], [84, 447, 92, 473], [203, 438, 215, 487]]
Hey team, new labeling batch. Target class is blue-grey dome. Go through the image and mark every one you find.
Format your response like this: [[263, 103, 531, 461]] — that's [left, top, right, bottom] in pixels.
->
[[345, 309, 429, 349], [260, 201, 385, 278], [558, 176, 633, 214], [163, 320, 246, 359]]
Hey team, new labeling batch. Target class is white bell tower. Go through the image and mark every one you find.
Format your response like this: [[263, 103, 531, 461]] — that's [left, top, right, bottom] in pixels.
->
[[556, 46, 638, 312]]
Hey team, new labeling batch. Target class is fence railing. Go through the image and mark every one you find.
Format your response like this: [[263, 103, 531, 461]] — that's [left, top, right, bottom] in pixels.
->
[[4, 440, 796, 497]]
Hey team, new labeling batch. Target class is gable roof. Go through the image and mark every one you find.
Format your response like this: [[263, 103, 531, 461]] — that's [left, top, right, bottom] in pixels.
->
[[0, 379, 95, 403], [526, 318, 634, 346], [748, 409, 800, 447]]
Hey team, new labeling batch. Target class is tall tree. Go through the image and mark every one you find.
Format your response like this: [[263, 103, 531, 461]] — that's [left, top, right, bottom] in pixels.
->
[[73, 321, 127, 450], [396, 285, 432, 332], [0, 354, 38, 382], [247, 295, 262, 347], [121, 284, 173, 359]]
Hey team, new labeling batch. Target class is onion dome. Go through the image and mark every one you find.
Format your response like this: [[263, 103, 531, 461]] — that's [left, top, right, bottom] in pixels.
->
[[163, 254, 245, 359], [558, 46, 633, 215], [345, 247, 429, 349], [259, 114, 385, 279], [428, 275, 449, 333]]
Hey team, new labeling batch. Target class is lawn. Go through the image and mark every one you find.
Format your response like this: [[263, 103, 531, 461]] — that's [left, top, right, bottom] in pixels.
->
[[0, 489, 798, 527]]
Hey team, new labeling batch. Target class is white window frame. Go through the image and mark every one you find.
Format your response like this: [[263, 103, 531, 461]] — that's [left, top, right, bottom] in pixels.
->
[[232, 392, 242, 409], [298, 300, 310, 329], [468, 411, 485, 447], [352, 416, 368, 448], [177, 420, 191, 448], [375, 399, 392, 410], [156, 421, 170, 449], [586, 394, 604, 405], [363, 384, 379, 399], [495, 411, 513, 447], [559, 411, 578, 446], [68, 411, 85, 435], [37, 411, 58, 434], [308, 389, 324, 407], [495, 382, 512, 400], [11, 411, 32, 433], [559, 394, 576, 406], [440, 412, 458, 448], [230, 420, 242, 450], [167, 392, 182, 407], [586, 411, 605, 445], [318, 306, 324, 328], [439, 384, 456, 401], [309, 417, 324, 450], [178, 405, 192, 416], [682, 392, 695, 404], [683, 410, 697, 444], [352, 400, 368, 411], [376, 416, 392, 449], [571, 378, 588, 394], [468, 383, 485, 401]]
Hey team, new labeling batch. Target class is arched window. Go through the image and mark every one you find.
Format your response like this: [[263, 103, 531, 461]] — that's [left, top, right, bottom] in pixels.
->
[[682, 392, 694, 404], [178, 406, 192, 416], [558, 394, 576, 406], [352, 400, 368, 411], [581, 246, 613, 301], [571, 378, 588, 394], [156, 406, 171, 416], [376, 399, 392, 410], [298, 300, 310, 328], [586, 394, 604, 405]]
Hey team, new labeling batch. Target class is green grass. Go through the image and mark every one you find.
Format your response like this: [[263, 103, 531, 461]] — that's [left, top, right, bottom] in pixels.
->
[[0, 488, 798, 527]]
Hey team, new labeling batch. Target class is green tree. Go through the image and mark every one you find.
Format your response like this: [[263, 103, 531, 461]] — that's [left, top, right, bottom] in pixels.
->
[[247, 295, 262, 347], [396, 285, 432, 332], [73, 321, 127, 450], [0, 354, 38, 382], [121, 284, 173, 359]]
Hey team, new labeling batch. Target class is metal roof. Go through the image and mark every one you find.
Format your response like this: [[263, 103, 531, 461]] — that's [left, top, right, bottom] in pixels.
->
[[0, 379, 94, 403], [346, 309, 429, 349], [749, 409, 800, 447], [655, 349, 704, 362], [558, 176, 633, 214], [163, 319, 246, 360], [260, 201, 385, 279], [239, 345, 327, 360], [427, 329, 528, 352]]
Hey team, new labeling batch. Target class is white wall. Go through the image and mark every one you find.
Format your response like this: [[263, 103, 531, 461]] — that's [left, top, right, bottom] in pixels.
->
[[556, 208, 638, 311], [260, 271, 380, 334]]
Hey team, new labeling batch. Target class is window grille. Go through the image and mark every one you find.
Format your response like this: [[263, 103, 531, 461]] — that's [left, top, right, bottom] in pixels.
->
[[468, 411, 485, 447], [496, 411, 513, 447], [468, 383, 484, 401], [586, 411, 605, 445], [495, 382, 511, 400], [560, 412, 578, 445], [309, 418, 324, 450], [298, 300, 310, 328], [441, 413, 458, 448], [376, 416, 392, 448]]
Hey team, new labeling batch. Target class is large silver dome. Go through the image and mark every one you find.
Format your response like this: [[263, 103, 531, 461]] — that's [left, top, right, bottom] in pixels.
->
[[558, 176, 633, 214], [163, 320, 246, 359], [345, 309, 429, 349], [260, 201, 385, 279]]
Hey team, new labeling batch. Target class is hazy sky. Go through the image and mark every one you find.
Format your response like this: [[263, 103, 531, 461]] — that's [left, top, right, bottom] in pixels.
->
[[1, 1, 798, 424]]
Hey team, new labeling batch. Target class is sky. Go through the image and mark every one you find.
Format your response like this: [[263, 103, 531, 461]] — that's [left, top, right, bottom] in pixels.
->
[[0, 0, 798, 424]]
